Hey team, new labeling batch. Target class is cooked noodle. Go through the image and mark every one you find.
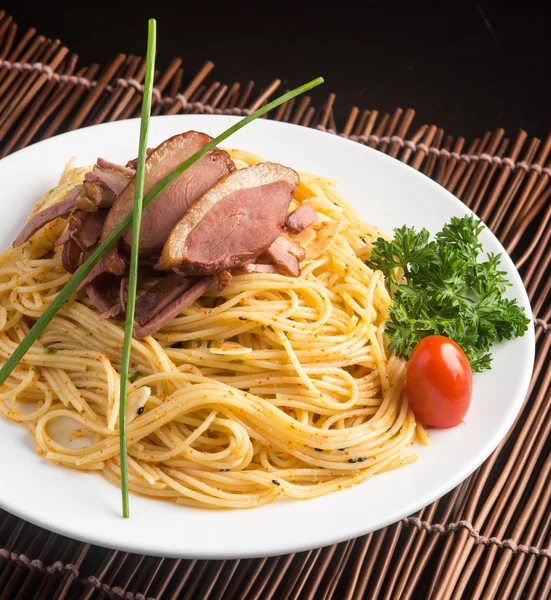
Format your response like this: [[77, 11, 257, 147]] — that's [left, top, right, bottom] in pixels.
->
[[0, 150, 428, 508]]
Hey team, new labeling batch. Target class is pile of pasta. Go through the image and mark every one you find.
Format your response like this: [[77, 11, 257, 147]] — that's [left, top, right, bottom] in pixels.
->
[[0, 150, 427, 508]]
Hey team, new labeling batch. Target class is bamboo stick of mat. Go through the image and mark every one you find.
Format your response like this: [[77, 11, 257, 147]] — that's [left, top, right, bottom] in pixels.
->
[[0, 12, 549, 600]]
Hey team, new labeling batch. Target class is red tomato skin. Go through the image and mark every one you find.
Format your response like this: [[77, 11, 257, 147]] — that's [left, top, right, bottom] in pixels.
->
[[406, 336, 472, 428]]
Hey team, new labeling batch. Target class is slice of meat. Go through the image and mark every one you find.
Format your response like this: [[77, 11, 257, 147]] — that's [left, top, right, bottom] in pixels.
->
[[13, 185, 83, 247], [134, 273, 193, 326], [79, 178, 120, 212], [96, 158, 136, 178], [285, 203, 318, 234], [85, 168, 130, 196], [102, 242, 127, 276], [157, 162, 299, 275], [134, 275, 216, 338], [74, 210, 107, 249], [285, 236, 306, 261], [101, 131, 235, 275], [264, 235, 305, 277], [55, 228, 72, 247], [76, 258, 108, 292], [86, 276, 123, 319], [56, 209, 106, 249], [61, 239, 82, 273], [76, 183, 105, 212]]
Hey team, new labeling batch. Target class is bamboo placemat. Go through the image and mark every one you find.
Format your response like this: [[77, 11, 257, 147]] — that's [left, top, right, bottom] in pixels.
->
[[0, 11, 549, 599]]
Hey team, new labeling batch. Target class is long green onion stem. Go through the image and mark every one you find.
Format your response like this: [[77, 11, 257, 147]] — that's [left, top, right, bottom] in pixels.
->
[[118, 18, 157, 518]]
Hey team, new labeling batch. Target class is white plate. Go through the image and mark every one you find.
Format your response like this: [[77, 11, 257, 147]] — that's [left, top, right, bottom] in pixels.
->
[[0, 116, 534, 559]]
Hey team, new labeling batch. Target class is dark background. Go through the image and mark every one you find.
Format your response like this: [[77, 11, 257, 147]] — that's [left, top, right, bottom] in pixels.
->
[[2, 1, 550, 138]]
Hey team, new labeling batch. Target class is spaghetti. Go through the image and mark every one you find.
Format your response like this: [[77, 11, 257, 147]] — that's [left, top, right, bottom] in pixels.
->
[[0, 150, 427, 508]]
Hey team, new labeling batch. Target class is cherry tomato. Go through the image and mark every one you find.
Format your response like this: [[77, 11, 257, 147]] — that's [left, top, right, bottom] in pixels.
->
[[406, 335, 472, 428]]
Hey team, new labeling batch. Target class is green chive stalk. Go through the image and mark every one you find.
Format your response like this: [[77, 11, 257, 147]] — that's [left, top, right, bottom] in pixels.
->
[[118, 18, 157, 518]]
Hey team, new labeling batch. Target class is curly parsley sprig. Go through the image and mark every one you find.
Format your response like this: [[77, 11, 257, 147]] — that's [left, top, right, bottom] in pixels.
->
[[365, 215, 530, 372]]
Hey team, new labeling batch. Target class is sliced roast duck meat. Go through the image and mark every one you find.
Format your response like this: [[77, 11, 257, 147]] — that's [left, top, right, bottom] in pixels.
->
[[55, 228, 72, 247], [13, 185, 85, 247], [157, 162, 300, 275], [85, 167, 130, 195], [57, 209, 107, 249], [56, 209, 108, 274], [134, 273, 194, 326], [100, 131, 235, 276], [96, 157, 136, 178], [73, 210, 107, 249], [264, 234, 305, 277], [134, 275, 217, 338], [14, 159, 132, 248], [86, 274, 125, 319], [76, 258, 109, 292], [78, 166, 132, 212], [61, 239, 82, 273], [78, 260, 153, 298], [285, 203, 318, 234], [83, 168, 130, 201]]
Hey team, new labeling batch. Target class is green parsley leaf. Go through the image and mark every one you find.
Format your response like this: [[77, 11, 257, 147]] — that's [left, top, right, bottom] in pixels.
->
[[43, 347, 58, 355], [366, 215, 530, 371]]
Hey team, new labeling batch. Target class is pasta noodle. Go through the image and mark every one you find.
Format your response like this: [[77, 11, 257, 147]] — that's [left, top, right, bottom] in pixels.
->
[[0, 149, 427, 508]]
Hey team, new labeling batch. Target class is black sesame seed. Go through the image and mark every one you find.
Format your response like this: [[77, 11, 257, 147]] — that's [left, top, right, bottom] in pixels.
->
[[239, 317, 247, 321], [348, 458, 359, 463], [314, 448, 323, 452], [357, 457, 366, 462], [338, 448, 346, 451], [272, 479, 281, 486], [220, 469, 230, 472], [137, 407, 144, 415]]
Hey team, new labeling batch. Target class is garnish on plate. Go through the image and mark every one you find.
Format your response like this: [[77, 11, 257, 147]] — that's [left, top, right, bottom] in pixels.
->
[[366, 215, 530, 372], [117, 17, 157, 518]]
